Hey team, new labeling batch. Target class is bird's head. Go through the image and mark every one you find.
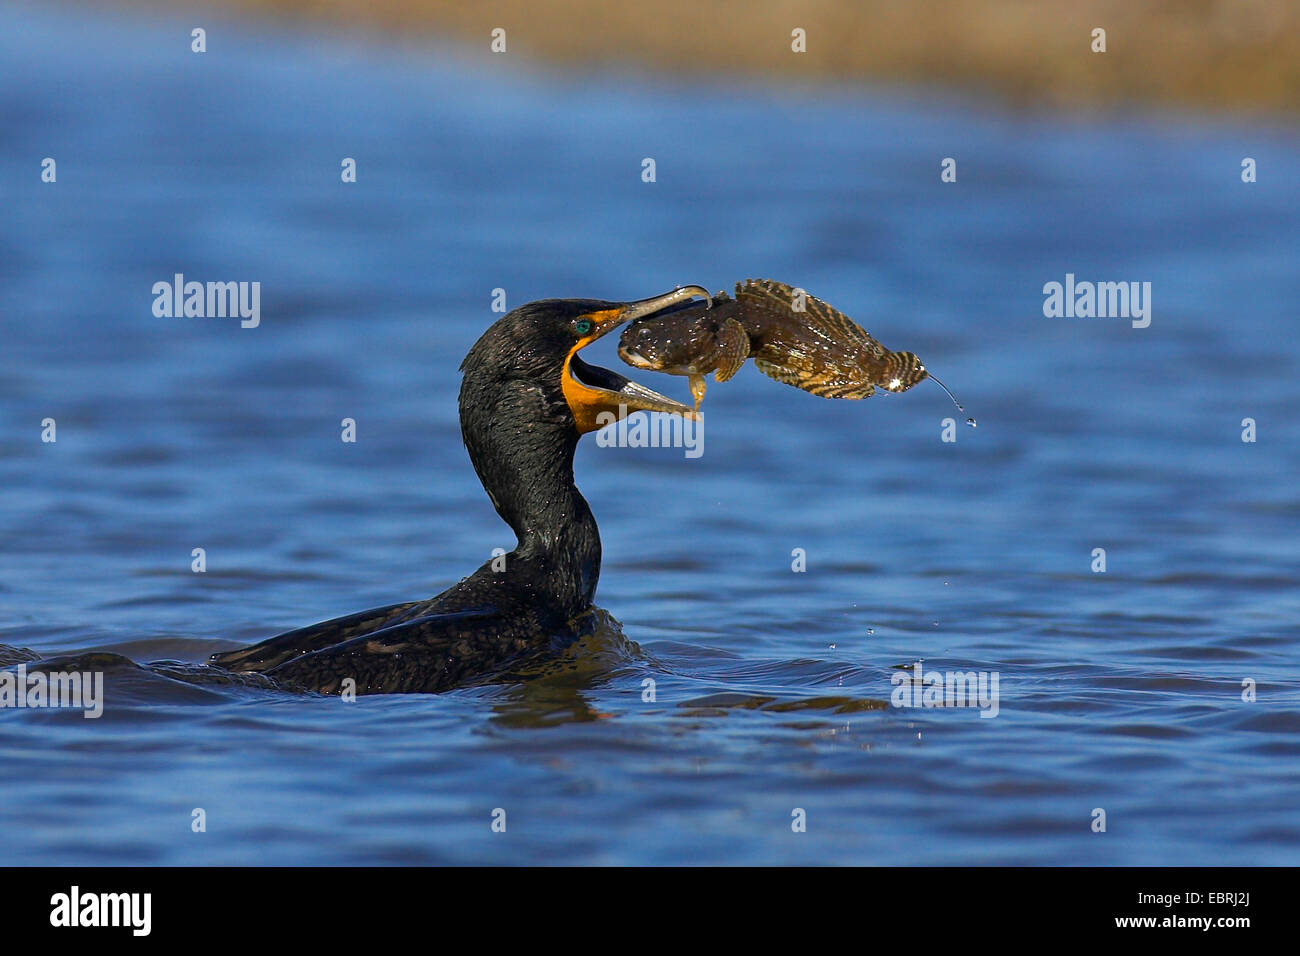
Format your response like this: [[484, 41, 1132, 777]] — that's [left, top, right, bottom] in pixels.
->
[[460, 285, 711, 435]]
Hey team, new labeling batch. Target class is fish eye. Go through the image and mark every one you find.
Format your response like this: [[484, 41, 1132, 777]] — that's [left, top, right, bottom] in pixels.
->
[[574, 318, 593, 336]]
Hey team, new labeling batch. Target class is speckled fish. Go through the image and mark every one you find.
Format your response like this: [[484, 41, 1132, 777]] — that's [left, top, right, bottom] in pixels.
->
[[617, 278, 929, 409]]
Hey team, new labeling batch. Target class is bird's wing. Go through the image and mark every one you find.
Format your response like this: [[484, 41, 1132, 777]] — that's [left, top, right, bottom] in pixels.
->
[[265, 606, 535, 696], [209, 601, 421, 673]]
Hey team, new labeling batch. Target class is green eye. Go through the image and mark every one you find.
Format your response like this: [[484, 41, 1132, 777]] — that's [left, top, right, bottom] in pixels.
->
[[575, 318, 593, 336]]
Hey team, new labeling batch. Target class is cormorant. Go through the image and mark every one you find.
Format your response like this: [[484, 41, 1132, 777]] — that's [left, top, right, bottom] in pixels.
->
[[210, 286, 711, 695]]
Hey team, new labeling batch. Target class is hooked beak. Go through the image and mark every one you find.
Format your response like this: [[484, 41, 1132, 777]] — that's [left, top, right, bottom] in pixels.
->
[[562, 285, 712, 434]]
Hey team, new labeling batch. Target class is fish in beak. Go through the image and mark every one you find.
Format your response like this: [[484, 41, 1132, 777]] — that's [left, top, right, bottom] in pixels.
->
[[562, 285, 712, 433]]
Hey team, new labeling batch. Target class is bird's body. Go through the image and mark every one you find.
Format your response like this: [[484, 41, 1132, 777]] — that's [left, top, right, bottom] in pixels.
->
[[210, 287, 710, 695], [618, 278, 930, 408]]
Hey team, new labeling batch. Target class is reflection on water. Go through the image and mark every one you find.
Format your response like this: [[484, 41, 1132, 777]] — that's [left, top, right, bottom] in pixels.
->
[[1, 2, 1299, 865]]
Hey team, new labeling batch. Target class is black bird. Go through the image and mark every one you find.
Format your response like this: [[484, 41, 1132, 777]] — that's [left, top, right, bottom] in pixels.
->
[[210, 286, 710, 695]]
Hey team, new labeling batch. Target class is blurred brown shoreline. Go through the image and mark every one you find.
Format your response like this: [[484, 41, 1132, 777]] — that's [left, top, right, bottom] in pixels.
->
[[146, 0, 1298, 115]]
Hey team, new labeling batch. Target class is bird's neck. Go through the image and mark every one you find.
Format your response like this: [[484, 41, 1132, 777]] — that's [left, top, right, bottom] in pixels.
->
[[460, 390, 601, 612]]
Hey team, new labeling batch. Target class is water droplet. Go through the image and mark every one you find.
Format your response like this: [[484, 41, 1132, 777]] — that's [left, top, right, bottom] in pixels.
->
[[828, 643, 837, 650], [867, 628, 874, 635], [966, 418, 976, 428]]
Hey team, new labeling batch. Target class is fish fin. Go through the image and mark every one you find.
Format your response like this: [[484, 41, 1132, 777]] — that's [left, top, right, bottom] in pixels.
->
[[713, 318, 750, 382], [737, 278, 926, 398], [689, 373, 707, 411], [752, 358, 798, 386], [736, 279, 882, 354], [754, 347, 881, 400], [877, 350, 929, 392]]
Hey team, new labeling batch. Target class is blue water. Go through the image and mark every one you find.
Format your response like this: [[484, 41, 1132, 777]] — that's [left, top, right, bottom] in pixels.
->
[[2, 2, 1298, 865]]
